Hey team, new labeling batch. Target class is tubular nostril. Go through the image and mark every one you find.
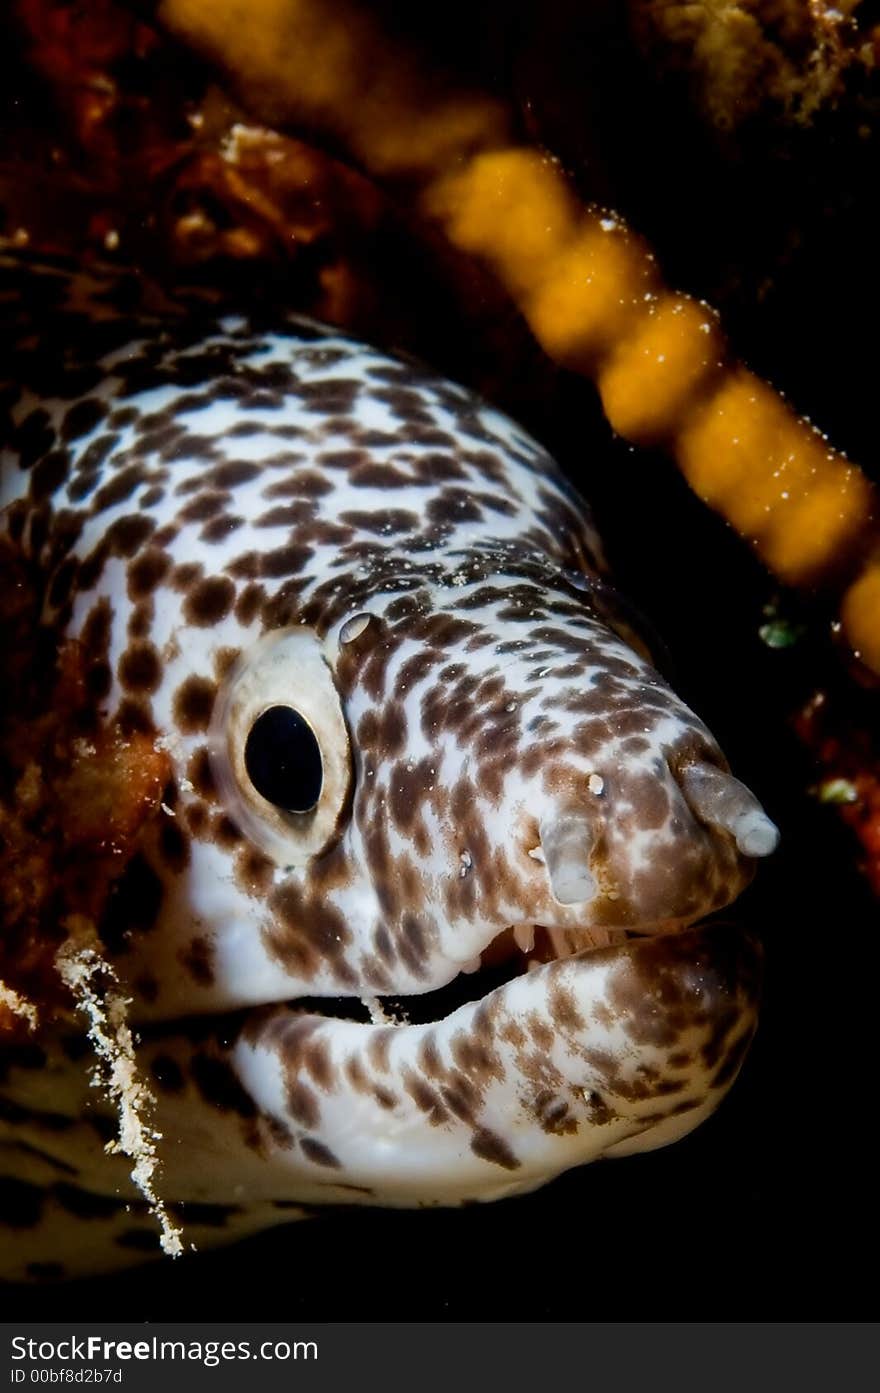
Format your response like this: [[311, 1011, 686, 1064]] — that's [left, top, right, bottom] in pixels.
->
[[678, 763, 780, 859], [539, 811, 596, 905]]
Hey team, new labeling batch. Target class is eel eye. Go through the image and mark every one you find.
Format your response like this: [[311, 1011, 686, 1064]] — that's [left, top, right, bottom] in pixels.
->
[[244, 705, 323, 813], [209, 629, 351, 865]]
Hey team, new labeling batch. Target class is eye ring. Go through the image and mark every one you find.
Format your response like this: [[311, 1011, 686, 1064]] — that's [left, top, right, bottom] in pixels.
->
[[209, 628, 351, 865]]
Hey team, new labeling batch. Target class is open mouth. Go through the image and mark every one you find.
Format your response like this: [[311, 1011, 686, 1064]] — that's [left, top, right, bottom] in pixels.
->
[[285, 911, 739, 1033], [182, 911, 764, 1215], [323, 920, 637, 1027]]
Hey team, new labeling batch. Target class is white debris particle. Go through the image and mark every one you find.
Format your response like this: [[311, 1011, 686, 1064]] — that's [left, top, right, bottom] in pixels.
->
[[505, 701, 517, 712], [55, 921, 184, 1259], [160, 802, 176, 817], [362, 997, 395, 1026], [0, 981, 38, 1031], [588, 773, 605, 796], [459, 850, 472, 878]]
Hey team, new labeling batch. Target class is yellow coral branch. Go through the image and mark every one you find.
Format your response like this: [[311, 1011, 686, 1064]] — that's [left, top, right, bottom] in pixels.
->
[[425, 148, 878, 597], [158, 0, 509, 175], [157, 0, 880, 673]]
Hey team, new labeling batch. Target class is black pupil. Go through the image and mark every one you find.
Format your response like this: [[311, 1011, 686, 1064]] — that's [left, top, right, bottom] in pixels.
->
[[244, 706, 323, 814]]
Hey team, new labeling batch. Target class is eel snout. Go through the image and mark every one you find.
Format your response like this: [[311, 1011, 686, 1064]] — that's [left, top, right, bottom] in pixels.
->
[[206, 924, 763, 1207], [538, 759, 779, 927]]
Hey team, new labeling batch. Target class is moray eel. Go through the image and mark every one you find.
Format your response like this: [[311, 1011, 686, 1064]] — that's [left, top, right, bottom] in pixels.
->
[[0, 252, 777, 1278]]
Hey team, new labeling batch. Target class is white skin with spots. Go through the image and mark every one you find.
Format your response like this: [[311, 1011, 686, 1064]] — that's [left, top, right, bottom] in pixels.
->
[[0, 253, 775, 1275]]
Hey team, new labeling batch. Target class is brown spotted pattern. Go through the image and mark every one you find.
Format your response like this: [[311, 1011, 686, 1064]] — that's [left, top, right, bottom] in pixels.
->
[[0, 253, 773, 1277]]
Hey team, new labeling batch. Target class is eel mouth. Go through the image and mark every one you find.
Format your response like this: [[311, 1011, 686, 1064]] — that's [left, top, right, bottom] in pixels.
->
[[336, 761, 779, 1030], [222, 918, 763, 1208], [307, 916, 736, 1029]]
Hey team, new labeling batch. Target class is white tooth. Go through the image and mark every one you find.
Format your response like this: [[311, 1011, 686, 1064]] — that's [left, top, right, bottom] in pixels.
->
[[679, 764, 780, 858], [513, 924, 536, 954], [539, 813, 596, 905], [527, 846, 546, 864], [461, 957, 482, 975]]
